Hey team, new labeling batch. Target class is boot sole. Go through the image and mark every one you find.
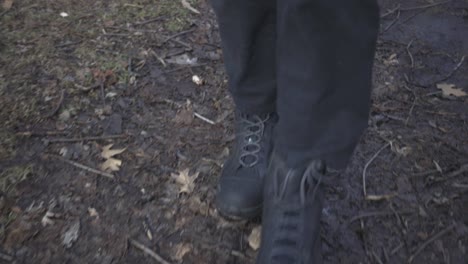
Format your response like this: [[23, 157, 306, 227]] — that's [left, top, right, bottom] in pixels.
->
[[215, 199, 262, 221]]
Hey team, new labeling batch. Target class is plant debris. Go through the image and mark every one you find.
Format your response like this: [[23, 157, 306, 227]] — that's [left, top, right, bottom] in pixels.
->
[[171, 168, 199, 194]]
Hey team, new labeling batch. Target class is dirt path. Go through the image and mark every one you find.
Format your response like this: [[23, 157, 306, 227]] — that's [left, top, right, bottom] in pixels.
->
[[1, 0, 467, 263]]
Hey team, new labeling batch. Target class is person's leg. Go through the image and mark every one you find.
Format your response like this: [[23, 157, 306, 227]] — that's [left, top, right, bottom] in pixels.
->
[[211, 0, 277, 115], [257, 0, 379, 262], [275, 0, 380, 169], [211, 0, 278, 219]]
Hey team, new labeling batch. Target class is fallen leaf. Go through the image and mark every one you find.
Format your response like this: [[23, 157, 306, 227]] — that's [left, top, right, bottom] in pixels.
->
[[2, 0, 13, 10], [62, 220, 80, 248], [248, 226, 261, 251], [192, 75, 203, 86], [365, 193, 397, 201], [436, 83, 467, 97], [100, 158, 122, 172], [41, 211, 56, 226], [174, 243, 192, 261], [171, 168, 199, 194], [167, 54, 198, 65], [181, 0, 200, 14], [88, 207, 99, 217], [101, 144, 126, 159], [433, 160, 443, 173], [187, 195, 210, 215]]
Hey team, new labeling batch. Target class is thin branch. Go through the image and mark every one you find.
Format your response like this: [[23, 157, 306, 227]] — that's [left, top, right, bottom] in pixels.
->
[[133, 16, 164, 26], [16, 131, 68, 137], [47, 134, 128, 143], [381, 0, 451, 19], [435, 163, 468, 182], [46, 154, 115, 179], [129, 239, 172, 264], [163, 28, 196, 44], [408, 223, 456, 263], [363, 142, 391, 197], [349, 210, 413, 224], [433, 55, 465, 84], [406, 40, 415, 68], [194, 112, 216, 125], [400, 0, 452, 12], [180, 0, 200, 14]]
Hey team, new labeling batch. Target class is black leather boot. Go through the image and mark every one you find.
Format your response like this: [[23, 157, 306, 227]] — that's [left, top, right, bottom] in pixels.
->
[[216, 113, 277, 220], [257, 151, 325, 263]]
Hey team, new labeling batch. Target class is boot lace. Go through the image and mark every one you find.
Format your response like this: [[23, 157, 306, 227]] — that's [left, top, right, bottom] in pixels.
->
[[238, 114, 269, 168], [271, 163, 324, 263]]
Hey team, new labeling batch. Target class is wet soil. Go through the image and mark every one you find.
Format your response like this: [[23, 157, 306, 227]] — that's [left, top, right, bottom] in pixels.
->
[[1, 0, 467, 263]]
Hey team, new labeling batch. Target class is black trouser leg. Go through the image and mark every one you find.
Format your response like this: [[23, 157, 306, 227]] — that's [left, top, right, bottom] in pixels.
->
[[275, 0, 380, 169], [211, 0, 277, 115], [212, 0, 380, 169]]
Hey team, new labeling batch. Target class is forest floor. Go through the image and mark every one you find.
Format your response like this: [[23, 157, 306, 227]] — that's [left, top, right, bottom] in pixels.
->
[[0, 0, 467, 263]]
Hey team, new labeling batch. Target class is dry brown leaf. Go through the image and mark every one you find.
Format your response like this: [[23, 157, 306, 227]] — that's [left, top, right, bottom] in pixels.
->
[[248, 226, 262, 251], [436, 83, 467, 97], [100, 158, 122, 172], [173, 243, 192, 261], [101, 144, 126, 159], [2, 0, 13, 10], [171, 168, 199, 194]]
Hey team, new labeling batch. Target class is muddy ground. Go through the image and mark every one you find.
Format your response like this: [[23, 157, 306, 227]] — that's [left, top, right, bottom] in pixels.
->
[[1, 0, 467, 263]]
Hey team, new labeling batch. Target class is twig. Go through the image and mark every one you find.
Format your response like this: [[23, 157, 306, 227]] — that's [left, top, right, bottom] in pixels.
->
[[349, 210, 413, 224], [129, 239, 172, 264], [408, 223, 456, 263], [403, 85, 417, 126], [163, 28, 196, 44], [406, 40, 415, 68], [45, 89, 65, 118], [400, 0, 451, 12], [433, 55, 465, 84], [435, 163, 468, 182], [168, 38, 192, 50], [133, 16, 164, 26], [372, 250, 384, 264], [46, 154, 114, 179], [102, 33, 130, 37], [100, 79, 106, 105], [47, 134, 128, 143], [381, 4, 401, 18], [163, 63, 206, 74], [194, 112, 216, 125], [381, 0, 451, 19], [447, 163, 468, 178], [180, 0, 200, 14], [363, 142, 391, 197], [391, 242, 404, 255], [382, 10, 401, 33], [16, 131, 68, 137]]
